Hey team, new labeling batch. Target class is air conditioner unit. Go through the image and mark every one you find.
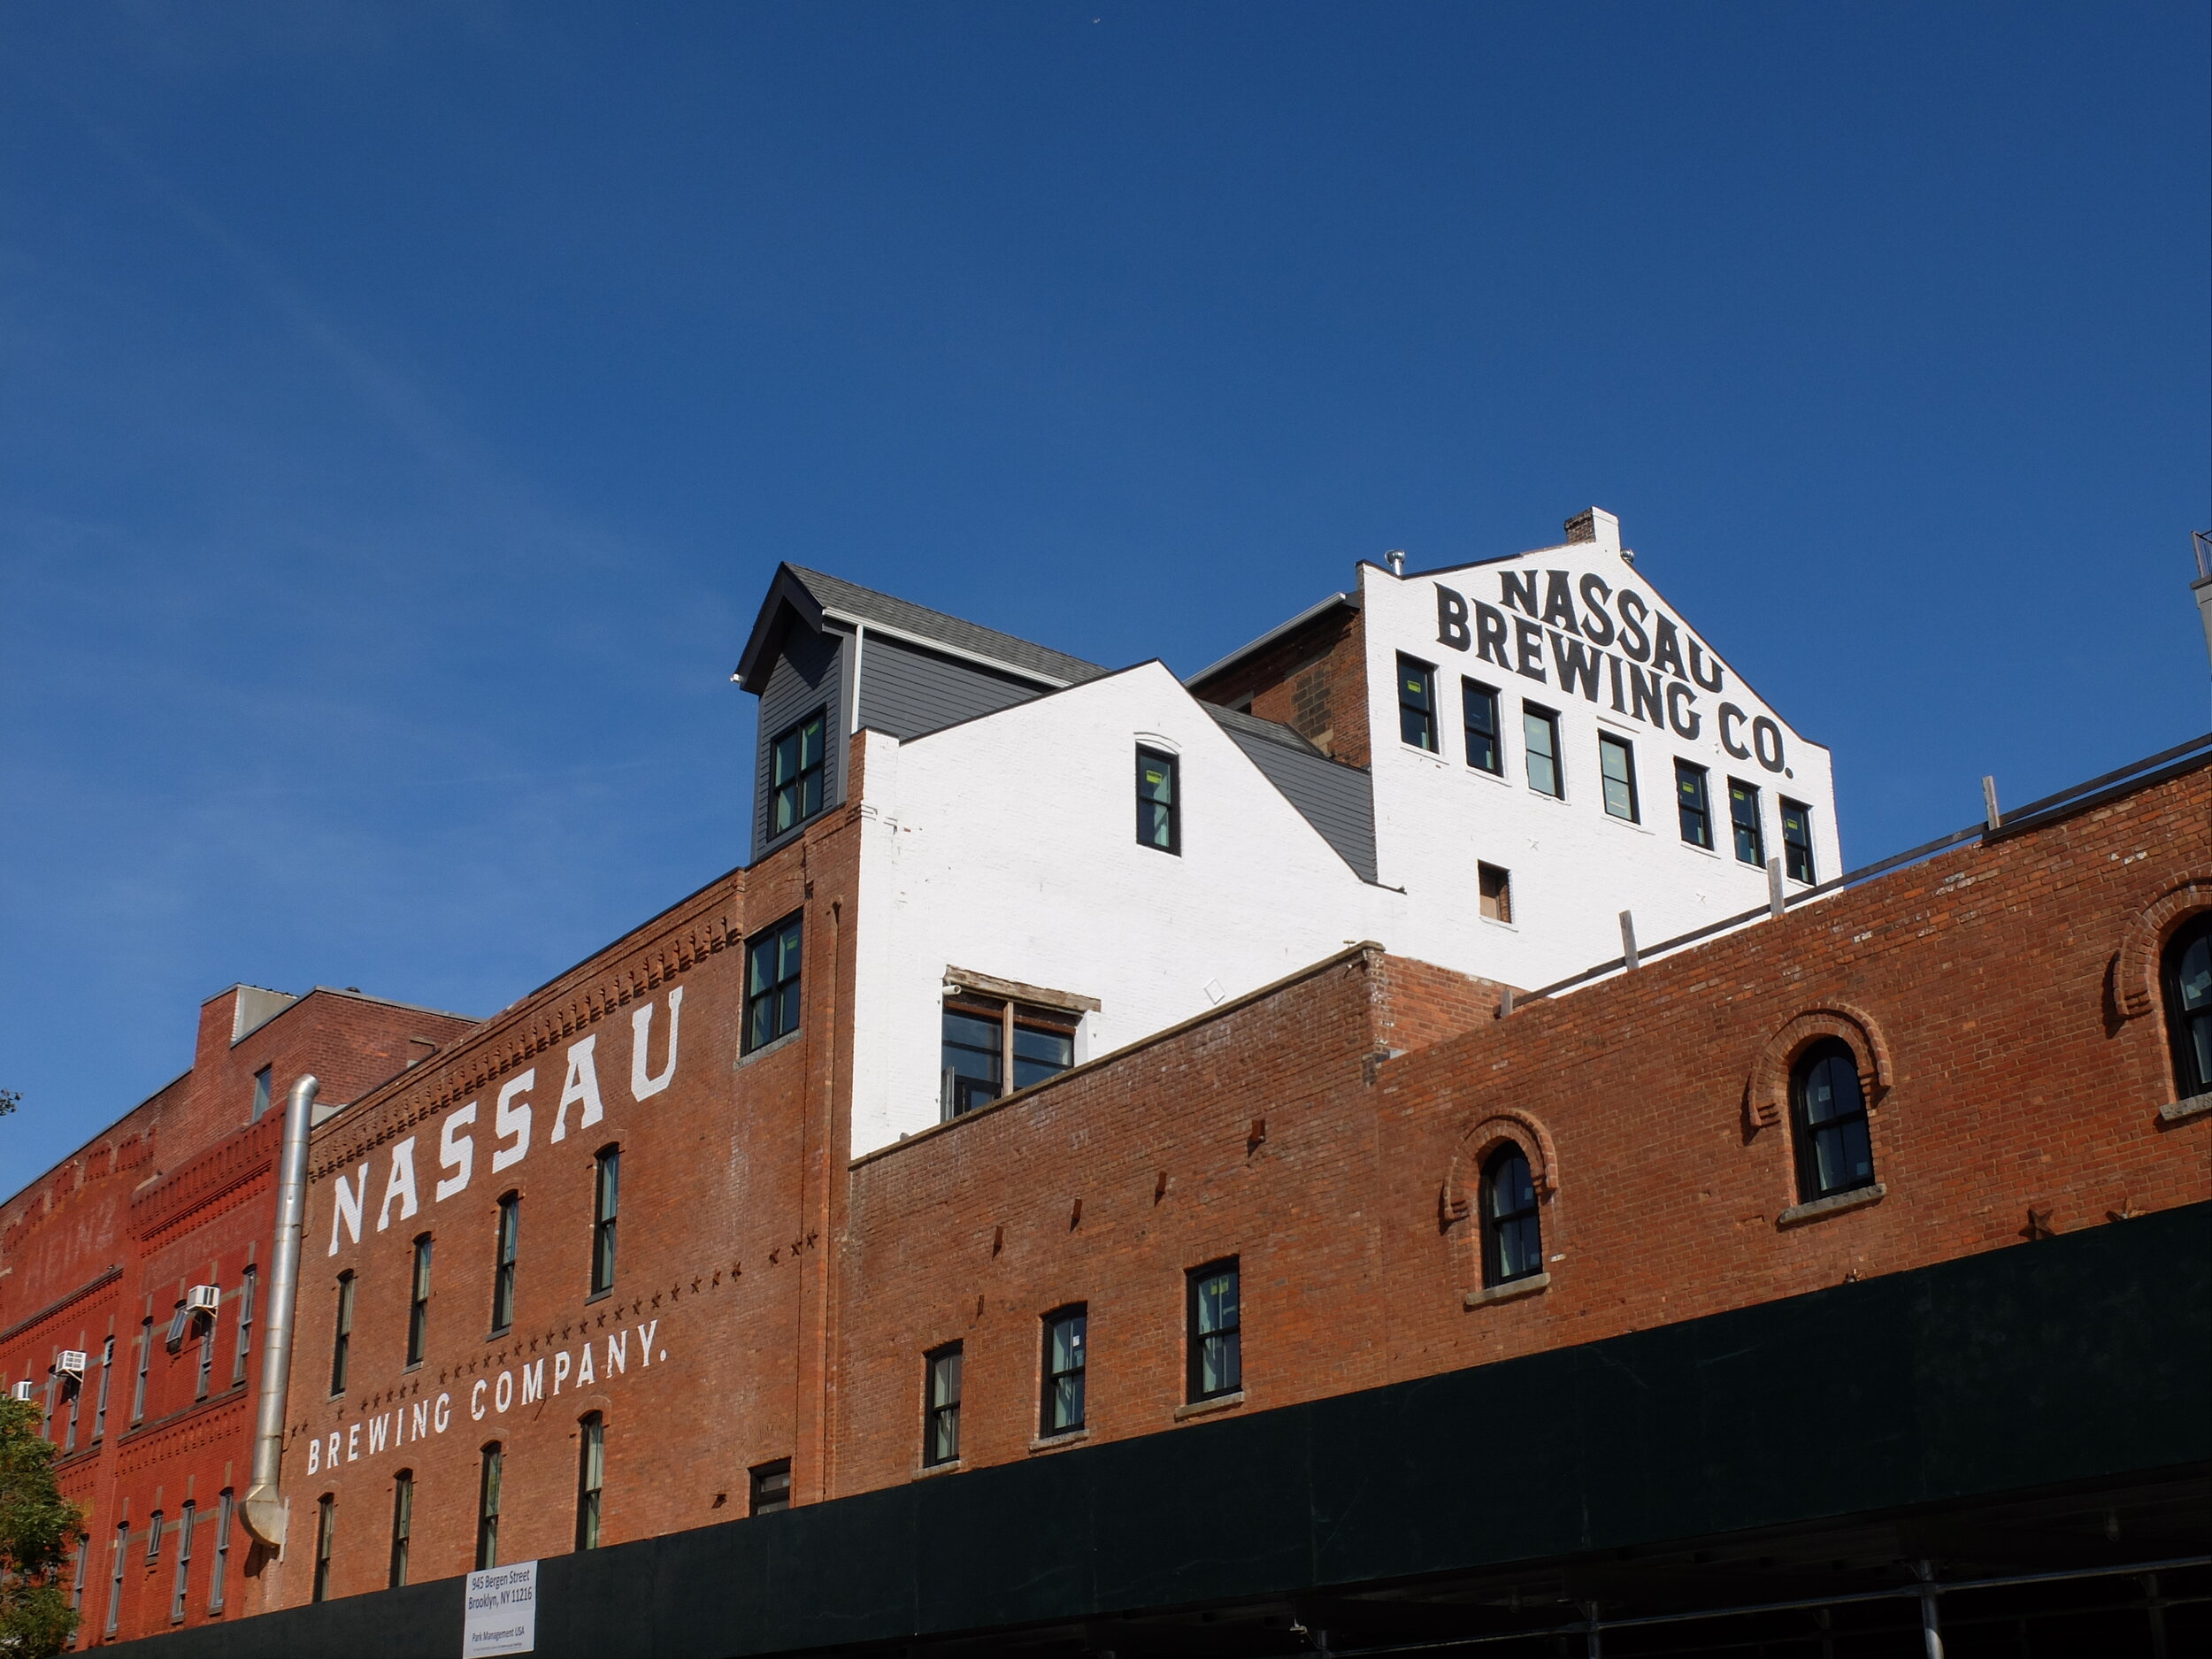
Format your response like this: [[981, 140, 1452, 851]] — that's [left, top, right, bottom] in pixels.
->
[[57, 1350, 87, 1379], [186, 1284, 222, 1315], [7, 1381, 34, 1402]]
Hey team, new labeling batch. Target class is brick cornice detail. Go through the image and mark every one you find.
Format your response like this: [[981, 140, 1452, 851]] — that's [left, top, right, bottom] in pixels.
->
[[1746, 1003, 1893, 1133], [2113, 875, 2212, 1020], [131, 1114, 282, 1243], [309, 875, 751, 1179]]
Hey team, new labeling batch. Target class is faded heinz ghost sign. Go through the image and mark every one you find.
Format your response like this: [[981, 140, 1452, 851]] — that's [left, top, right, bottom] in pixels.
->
[[1434, 569, 1793, 776]]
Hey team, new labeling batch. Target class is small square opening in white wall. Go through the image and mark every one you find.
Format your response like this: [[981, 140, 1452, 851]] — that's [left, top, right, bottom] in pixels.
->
[[1479, 863, 1513, 924]]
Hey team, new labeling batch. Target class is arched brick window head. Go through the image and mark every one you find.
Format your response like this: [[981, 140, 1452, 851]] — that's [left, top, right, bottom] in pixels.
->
[[2164, 912, 2212, 1099], [1792, 1039, 1877, 1204], [1479, 1145, 1543, 1288], [1747, 1007, 1890, 1133]]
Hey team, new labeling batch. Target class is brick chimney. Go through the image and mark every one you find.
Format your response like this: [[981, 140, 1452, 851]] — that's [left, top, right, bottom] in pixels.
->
[[1563, 507, 1622, 556]]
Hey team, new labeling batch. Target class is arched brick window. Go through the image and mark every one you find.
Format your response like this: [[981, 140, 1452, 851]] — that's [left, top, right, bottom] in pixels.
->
[[1479, 1145, 1542, 1287], [1792, 1039, 1876, 1203], [2164, 911, 2212, 1100]]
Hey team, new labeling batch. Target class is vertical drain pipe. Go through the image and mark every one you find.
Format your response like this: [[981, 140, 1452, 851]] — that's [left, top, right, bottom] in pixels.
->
[[242, 1075, 318, 1550]]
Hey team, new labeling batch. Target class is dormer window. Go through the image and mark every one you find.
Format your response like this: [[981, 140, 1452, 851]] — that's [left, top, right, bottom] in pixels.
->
[[769, 710, 826, 836]]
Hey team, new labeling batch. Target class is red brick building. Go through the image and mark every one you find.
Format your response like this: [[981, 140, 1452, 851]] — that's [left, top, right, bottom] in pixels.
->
[[0, 983, 472, 1645]]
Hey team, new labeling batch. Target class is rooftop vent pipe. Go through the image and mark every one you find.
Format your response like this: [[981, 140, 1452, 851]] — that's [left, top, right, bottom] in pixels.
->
[[1385, 549, 1405, 577], [242, 1073, 317, 1551]]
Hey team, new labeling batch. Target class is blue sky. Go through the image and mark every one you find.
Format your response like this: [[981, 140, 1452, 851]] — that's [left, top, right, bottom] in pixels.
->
[[3, 4, 2206, 1180]]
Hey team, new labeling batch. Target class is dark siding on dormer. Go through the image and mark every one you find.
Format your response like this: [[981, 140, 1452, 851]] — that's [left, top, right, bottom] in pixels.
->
[[753, 623, 844, 861], [855, 634, 1050, 741]]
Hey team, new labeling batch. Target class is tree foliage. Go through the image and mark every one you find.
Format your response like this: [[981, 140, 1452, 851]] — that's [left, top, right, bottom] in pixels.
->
[[0, 1395, 82, 1657]]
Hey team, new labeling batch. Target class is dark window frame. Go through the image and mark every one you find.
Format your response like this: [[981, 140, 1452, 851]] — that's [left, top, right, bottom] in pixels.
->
[[1136, 747, 1180, 855], [1398, 654, 1439, 752], [2162, 911, 2212, 1100], [1479, 1145, 1543, 1287], [312, 1494, 335, 1602], [743, 914, 805, 1054], [1462, 679, 1503, 775], [1728, 778, 1765, 866], [171, 1499, 194, 1621], [130, 1317, 151, 1425], [749, 1458, 792, 1515], [1779, 796, 1816, 884], [476, 1443, 503, 1571], [590, 1148, 620, 1297], [1522, 704, 1563, 798], [210, 1488, 232, 1613], [1791, 1038, 1878, 1202], [1040, 1304, 1087, 1436], [388, 1470, 413, 1588], [93, 1334, 113, 1441], [923, 1342, 963, 1468], [1187, 1259, 1242, 1403], [941, 995, 1079, 1119], [233, 1266, 256, 1386], [768, 707, 828, 839], [1676, 760, 1714, 849], [1597, 731, 1640, 822], [576, 1413, 605, 1550], [329, 1272, 355, 1397], [406, 1235, 432, 1366], [489, 1194, 519, 1336]]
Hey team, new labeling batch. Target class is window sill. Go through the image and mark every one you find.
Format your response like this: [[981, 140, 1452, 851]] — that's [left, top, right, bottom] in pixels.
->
[[584, 1286, 613, 1305], [1027, 1428, 1087, 1454], [911, 1457, 964, 1480], [734, 1028, 802, 1071], [1463, 1271, 1549, 1309], [2160, 1092, 2212, 1124], [1778, 1182, 1886, 1228], [1477, 914, 1519, 933], [1174, 1391, 1244, 1421]]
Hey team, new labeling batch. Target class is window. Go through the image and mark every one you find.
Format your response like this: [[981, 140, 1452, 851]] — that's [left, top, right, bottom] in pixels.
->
[[489, 1196, 519, 1335], [1728, 779, 1764, 865], [749, 1458, 791, 1515], [1479, 1146, 1543, 1286], [1478, 863, 1512, 925], [131, 1317, 151, 1425], [64, 1358, 80, 1451], [1462, 680, 1502, 774], [407, 1236, 432, 1365], [590, 1149, 619, 1297], [1040, 1306, 1087, 1436], [172, 1500, 194, 1620], [233, 1267, 256, 1386], [388, 1471, 412, 1587], [575, 1415, 605, 1550], [106, 1522, 126, 1637], [1522, 705, 1562, 797], [743, 914, 804, 1053], [211, 1489, 232, 1612], [941, 996, 1079, 1118], [1779, 797, 1816, 884], [312, 1494, 335, 1601], [768, 709, 826, 836], [1398, 655, 1439, 751], [1598, 733, 1639, 822], [475, 1445, 503, 1570], [1136, 747, 1179, 854], [70, 1532, 87, 1617], [1791, 1039, 1876, 1202], [329, 1272, 355, 1396], [2162, 912, 2212, 1098], [250, 1065, 272, 1124], [1676, 760, 1714, 849], [94, 1334, 113, 1440], [145, 1508, 163, 1564], [196, 1302, 215, 1400], [923, 1344, 962, 1467], [1187, 1261, 1242, 1402]]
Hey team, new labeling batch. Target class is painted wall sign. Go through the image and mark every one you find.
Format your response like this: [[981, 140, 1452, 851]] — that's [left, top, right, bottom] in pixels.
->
[[464, 1560, 536, 1656], [1433, 572, 1791, 772]]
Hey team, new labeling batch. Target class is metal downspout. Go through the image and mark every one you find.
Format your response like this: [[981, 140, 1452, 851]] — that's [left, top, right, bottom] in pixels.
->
[[242, 1074, 318, 1550]]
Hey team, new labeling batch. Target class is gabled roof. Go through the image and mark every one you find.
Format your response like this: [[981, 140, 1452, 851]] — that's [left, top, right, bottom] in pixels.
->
[[1186, 590, 1360, 690], [734, 565, 1110, 694]]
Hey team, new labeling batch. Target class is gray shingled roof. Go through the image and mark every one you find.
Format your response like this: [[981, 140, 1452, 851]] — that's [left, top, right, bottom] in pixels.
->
[[785, 566, 1109, 687]]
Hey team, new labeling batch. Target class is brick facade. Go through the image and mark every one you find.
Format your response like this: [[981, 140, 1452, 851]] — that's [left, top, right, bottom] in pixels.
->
[[262, 748, 2208, 1616], [1188, 601, 1372, 766], [0, 986, 473, 1644]]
